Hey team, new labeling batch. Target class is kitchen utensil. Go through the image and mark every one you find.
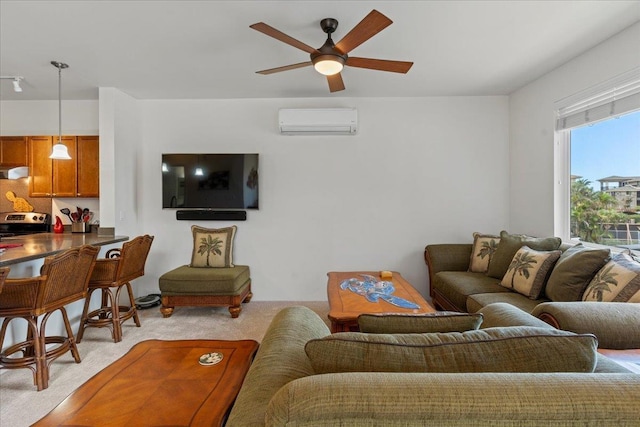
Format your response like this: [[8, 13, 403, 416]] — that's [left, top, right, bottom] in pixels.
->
[[60, 208, 73, 223], [77, 207, 83, 218], [71, 212, 80, 222]]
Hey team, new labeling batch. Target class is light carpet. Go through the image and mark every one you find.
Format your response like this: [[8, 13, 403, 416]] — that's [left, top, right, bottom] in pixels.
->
[[0, 301, 329, 427]]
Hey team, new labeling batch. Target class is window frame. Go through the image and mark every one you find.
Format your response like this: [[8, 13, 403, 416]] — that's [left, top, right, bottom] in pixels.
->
[[554, 67, 640, 250]]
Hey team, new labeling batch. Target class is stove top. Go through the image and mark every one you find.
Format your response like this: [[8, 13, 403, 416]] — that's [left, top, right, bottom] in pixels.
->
[[0, 212, 51, 237], [0, 212, 51, 225]]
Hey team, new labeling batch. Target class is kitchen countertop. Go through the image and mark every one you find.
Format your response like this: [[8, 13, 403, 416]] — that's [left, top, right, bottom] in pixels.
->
[[0, 233, 129, 267]]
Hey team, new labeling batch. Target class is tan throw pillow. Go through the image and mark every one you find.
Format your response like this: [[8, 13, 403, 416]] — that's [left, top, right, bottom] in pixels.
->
[[305, 327, 597, 374], [582, 253, 640, 302], [357, 312, 483, 334], [190, 225, 236, 268], [487, 230, 562, 279], [468, 233, 500, 273], [500, 246, 561, 299]]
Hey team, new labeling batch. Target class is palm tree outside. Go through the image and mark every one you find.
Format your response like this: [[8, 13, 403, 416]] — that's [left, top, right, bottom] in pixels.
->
[[198, 235, 223, 267]]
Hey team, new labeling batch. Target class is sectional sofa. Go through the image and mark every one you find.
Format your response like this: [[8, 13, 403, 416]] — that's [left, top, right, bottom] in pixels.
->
[[225, 304, 640, 426], [424, 231, 640, 339]]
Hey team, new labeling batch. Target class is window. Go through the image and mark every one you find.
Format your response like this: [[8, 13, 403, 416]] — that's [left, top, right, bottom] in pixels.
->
[[555, 68, 640, 250]]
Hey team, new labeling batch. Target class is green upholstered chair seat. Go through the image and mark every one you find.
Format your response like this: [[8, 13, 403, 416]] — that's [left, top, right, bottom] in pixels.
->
[[159, 265, 250, 295]]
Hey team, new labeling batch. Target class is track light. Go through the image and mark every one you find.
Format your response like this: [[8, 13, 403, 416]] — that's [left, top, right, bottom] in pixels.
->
[[0, 76, 24, 93], [12, 78, 22, 92]]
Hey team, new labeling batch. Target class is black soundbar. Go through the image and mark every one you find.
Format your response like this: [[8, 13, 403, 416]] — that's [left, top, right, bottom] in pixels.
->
[[176, 210, 247, 221]]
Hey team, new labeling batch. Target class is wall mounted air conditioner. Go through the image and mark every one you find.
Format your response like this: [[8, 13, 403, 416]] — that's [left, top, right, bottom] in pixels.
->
[[278, 108, 358, 135]]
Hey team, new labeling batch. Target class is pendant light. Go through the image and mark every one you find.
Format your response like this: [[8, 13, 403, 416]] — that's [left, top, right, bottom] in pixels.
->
[[49, 61, 71, 160]]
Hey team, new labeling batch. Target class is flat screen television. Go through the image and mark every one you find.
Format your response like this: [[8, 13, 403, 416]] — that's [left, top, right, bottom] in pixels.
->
[[162, 153, 259, 209]]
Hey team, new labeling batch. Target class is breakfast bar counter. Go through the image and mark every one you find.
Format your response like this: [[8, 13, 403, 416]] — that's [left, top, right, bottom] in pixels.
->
[[0, 233, 129, 267]]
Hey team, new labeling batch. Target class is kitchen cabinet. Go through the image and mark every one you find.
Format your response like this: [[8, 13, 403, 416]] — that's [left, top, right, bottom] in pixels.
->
[[0, 136, 28, 167], [29, 136, 54, 197], [76, 136, 99, 197], [28, 135, 99, 198]]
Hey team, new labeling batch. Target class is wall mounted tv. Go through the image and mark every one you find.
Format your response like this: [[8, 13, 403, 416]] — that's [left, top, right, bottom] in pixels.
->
[[162, 153, 259, 209]]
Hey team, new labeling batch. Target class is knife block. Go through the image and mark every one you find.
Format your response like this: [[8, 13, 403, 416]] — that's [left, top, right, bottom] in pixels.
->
[[71, 222, 90, 233]]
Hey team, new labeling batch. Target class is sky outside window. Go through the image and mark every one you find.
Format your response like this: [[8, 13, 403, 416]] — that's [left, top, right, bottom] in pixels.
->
[[571, 110, 640, 190]]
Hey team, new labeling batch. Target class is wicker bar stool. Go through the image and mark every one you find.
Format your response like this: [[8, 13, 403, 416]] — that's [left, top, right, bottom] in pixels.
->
[[0, 245, 99, 391], [0, 266, 9, 294], [77, 235, 154, 343]]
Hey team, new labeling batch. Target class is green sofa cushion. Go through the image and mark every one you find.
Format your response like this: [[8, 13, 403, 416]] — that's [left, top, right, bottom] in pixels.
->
[[305, 327, 597, 374], [487, 231, 561, 279], [357, 312, 483, 334], [477, 303, 555, 328], [545, 243, 610, 302], [433, 271, 507, 311], [467, 292, 546, 314]]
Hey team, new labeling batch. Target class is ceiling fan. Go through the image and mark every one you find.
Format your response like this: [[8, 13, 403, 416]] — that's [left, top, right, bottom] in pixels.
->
[[250, 9, 413, 93]]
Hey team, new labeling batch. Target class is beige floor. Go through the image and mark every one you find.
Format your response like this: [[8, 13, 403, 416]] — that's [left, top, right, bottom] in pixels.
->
[[0, 301, 329, 427]]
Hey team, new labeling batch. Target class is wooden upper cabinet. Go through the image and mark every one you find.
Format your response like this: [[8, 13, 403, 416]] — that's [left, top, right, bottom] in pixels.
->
[[77, 136, 99, 197], [29, 136, 54, 197], [52, 136, 78, 198], [28, 135, 99, 198], [0, 136, 28, 167]]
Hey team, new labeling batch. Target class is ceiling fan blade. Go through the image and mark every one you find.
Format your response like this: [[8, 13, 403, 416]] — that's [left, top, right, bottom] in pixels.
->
[[334, 10, 392, 54], [346, 57, 413, 73], [250, 22, 317, 54], [256, 61, 313, 75], [327, 73, 345, 92]]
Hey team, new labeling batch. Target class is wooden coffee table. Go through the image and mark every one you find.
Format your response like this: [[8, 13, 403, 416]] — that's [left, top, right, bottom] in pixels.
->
[[327, 271, 435, 333], [33, 339, 259, 427]]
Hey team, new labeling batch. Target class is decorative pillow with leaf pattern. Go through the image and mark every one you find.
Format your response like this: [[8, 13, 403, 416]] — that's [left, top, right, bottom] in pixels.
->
[[500, 246, 561, 299], [582, 252, 640, 302], [190, 225, 236, 268], [468, 233, 500, 273]]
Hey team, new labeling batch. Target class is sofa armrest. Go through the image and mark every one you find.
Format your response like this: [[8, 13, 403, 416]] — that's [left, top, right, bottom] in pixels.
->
[[226, 306, 330, 427], [424, 244, 472, 297], [532, 302, 640, 349]]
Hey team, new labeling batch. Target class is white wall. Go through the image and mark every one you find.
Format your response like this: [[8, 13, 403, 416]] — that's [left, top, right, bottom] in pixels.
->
[[0, 100, 98, 135], [1, 94, 510, 301], [135, 96, 509, 299], [509, 22, 640, 237]]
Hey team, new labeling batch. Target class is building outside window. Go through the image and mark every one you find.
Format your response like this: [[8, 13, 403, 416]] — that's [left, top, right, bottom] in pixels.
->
[[555, 69, 640, 250]]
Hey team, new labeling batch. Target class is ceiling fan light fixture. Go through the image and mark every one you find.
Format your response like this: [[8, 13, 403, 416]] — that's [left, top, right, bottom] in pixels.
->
[[312, 55, 345, 76]]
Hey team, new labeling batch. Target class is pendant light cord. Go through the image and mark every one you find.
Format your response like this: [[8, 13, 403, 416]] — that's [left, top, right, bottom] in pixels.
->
[[51, 61, 68, 144], [58, 65, 62, 144]]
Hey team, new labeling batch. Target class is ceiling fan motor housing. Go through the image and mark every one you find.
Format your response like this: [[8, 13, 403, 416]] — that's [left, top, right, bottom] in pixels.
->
[[311, 18, 347, 67]]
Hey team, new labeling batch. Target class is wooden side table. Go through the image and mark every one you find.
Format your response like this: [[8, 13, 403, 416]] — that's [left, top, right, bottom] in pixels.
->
[[33, 339, 259, 427]]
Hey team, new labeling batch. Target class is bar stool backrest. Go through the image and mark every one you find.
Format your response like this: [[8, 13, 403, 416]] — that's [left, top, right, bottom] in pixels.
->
[[112, 235, 154, 285], [39, 245, 100, 313]]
